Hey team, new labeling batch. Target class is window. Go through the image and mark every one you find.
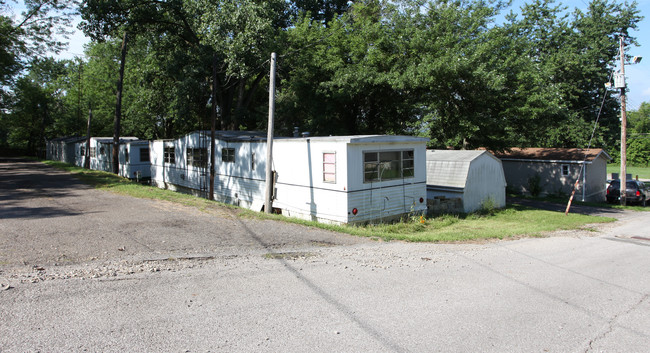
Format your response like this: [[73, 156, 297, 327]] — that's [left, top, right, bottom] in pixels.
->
[[80, 146, 85, 156], [222, 148, 235, 163], [364, 150, 415, 183], [561, 164, 570, 176], [323, 152, 336, 183], [187, 148, 207, 167], [100, 146, 106, 155], [164, 146, 175, 164], [89, 147, 96, 158], [124, 148, 129, 162], [140, 148, 150, 162], [251, 152, 256, 171]]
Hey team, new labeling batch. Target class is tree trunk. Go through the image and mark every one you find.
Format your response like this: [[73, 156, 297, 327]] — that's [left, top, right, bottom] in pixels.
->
[[112, 31, 129, 174]]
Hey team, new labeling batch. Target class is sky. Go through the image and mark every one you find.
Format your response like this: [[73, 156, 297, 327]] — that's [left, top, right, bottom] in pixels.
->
[[28, 0, 650, 110]]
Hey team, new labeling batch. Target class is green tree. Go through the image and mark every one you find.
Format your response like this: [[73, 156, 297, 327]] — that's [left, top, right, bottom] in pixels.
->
[[1, 0, 75, 109]]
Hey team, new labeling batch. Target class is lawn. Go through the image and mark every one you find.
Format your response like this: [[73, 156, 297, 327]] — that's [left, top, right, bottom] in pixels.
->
[[607, 164, 650, 180], [43, 160, 615, 243]]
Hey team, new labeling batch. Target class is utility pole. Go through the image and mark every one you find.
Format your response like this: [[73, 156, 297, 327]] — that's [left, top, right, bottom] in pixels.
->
[[85, 103, 92, 169], [209, 53, 217, 201], [619, 36, 627, 206], [264, 52, 277, 214], [113, 31, 128, 175]]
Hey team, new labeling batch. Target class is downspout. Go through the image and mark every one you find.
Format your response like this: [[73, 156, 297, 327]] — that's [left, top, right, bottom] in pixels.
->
[[582, 162, 586, 202]]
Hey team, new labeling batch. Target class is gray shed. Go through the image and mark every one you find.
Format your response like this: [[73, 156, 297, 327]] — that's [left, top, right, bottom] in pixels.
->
[[426, 150, 506, 213], [493, 148, 611, 202]]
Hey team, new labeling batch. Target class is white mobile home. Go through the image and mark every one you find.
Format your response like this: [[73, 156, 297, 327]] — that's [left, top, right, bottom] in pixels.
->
[[46, 136, 85, 164], [72, 137, 150, 180], [150, 131, 265, 200], [273, 135, 428, 224], [425, 150, 506, 213], [151, 131, 428, 224]]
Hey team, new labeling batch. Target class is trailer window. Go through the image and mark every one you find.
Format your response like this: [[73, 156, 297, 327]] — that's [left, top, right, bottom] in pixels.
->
[[222, 148, 235, 163], [164, 146, 175, 164], [125, 148, 129, 162], [363, 150, 414, 182], [140, 148, 150, 162], [323, 152, 336, 183], [561, 164, 570, 176], [80, 146, 85, 156], [89, 147, 96, 158], [187, 148, 207, 167]]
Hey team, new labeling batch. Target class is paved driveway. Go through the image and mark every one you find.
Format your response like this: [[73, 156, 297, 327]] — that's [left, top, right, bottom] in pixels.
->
[[1, 159, 649, 352]]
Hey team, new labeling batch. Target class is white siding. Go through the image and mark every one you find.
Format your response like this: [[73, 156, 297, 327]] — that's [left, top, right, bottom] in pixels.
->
[[426, 150, 506, 213], [347, 141, 428, 223], [272, 139, 350, 223]]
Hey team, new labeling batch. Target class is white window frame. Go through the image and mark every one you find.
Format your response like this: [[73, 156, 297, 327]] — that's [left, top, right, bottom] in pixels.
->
[[164, 146, 176, 164], [363, 149, 415, 183], [323, 152, 336, 183], [561, 164, 570, 176]]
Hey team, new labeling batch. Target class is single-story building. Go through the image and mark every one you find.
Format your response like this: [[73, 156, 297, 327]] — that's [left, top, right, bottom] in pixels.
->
[[71, 137, 150, 180], [493, 148, 611, 202], [425, 150, 506, 213], [46, 136, 86, 164], [151, 131, 429, 224]]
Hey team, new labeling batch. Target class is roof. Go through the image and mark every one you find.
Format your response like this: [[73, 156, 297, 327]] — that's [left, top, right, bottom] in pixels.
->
[[492, 148, 611, 163], [187, 130, 268, 142], [425, 150, 500, 189], [426, 149, 492, 162], [189, 131, 428, 144], [277, 135, 429, 144], [48, 136, 86, 143], [94, 137, 140, 144]]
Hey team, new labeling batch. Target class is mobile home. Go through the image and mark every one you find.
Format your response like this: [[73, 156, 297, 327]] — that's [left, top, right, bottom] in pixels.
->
[[493, 148, 611, 202], [151, 131, 428, 224], [72, 137, 151, 180], [46, 136, 85, 164]]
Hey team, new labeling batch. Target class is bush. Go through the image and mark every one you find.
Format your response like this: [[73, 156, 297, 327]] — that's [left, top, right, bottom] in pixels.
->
[[527, 174, 543, 197]]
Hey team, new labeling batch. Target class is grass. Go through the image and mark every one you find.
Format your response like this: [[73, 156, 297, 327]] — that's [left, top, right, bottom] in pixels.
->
[[42, 160, 615, 243], [607, 164, 650, 180]]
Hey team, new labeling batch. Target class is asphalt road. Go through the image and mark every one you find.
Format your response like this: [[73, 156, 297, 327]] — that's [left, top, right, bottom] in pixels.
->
[[1, 159, 649, 352]]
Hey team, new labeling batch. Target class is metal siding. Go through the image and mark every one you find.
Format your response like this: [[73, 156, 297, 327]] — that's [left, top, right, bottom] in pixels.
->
[[347, 142, 428, 223], [463, 154, 506, 212]]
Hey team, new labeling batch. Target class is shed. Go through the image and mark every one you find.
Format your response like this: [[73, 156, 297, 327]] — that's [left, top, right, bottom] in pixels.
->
[[425, 150, 506, 213], [150, 131, 429, 224], [493, 148, 611, 202]]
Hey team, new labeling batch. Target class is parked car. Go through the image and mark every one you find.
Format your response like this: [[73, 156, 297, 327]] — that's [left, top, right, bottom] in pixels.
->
[[606, 179, 648, 206]]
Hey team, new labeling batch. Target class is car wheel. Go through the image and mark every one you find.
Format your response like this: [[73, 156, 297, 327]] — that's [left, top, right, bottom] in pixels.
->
[[642, 197, 647, 207]]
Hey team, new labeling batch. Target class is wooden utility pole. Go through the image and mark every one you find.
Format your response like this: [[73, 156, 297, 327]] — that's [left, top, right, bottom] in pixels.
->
[[112, 31, 128, 175], [209, 53, 217, 200], [85, 103, 92, 169], [264, 52, 277, 214], [619, 36, 627, 206]]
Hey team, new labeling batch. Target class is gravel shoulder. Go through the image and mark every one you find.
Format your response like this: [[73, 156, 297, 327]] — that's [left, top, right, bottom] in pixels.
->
[[0, 158, 368, 272]]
